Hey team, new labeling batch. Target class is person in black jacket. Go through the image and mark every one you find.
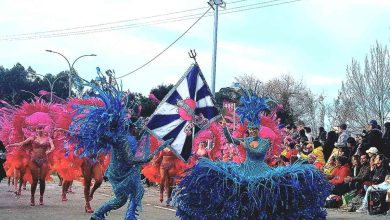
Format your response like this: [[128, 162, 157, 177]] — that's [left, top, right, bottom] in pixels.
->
[[370, 154, 389, 185], [323, 130, 338, 162], [346, 137, 358, 158], [362, 120, 383, 154], [344, 154, 371, 192], [318, 127, 327, 145], [382, 122, 390, 157], [0, 141, 6, 182]]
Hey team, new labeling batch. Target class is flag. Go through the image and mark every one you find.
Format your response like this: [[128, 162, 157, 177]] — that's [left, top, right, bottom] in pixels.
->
[[146, 63, 219, 162]]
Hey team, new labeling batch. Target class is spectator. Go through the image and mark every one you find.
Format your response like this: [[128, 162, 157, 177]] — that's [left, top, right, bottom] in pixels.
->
[[290, 125, 299, 142], [298, 129, 308, 143], [362, 120, 383, 154], [329, 156, 352, 186], [308, 153, 324, 170], [318, 127, 327, 145], [280, 142, 298, 161], [334, 123, 350, 148], [325, 143, 349, 176], [324, 130, 338, 161], [355, 134, 364, 156], [312, 140, 325, 165], [296, 121, 305, 131], [366, 147, 379, 160], [284, 125, 292, 136], [356, 174, 390, 213], [298, 142, 312, 160], [304, 127, 314, 142], [346, 137, 358, 158], [344, 154, 371, 192], [324, 156, 337, 175], [382, 121, 390, 157], [333, 155, 361, 196], [339, 146, 350, 159], [0, 141, 6, 182], [370, 154, 389, 185]]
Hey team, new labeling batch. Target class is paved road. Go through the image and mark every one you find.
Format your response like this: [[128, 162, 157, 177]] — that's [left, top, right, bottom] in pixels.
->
[[0, 179, 388, 220], [0, 180, 177, 220]]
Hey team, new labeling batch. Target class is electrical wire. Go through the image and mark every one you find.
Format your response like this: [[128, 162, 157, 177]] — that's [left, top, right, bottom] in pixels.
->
[[0, 0, 249, 39], [0, 0, 297, 41], [115, 7, 212, 79], [115, 0, 303, 79]]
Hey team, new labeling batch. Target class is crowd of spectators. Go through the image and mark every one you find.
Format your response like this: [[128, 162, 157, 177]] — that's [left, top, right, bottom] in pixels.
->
[[278, 120, 390, 215]]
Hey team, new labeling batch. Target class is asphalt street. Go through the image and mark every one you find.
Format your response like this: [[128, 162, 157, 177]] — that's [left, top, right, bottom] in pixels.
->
[[0, 179, 388, 220]]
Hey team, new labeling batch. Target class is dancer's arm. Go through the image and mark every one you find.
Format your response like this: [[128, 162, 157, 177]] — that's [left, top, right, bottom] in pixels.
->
[[54, 128, 71, 133], [46, 138, 55, 155], [5, 137, 34, 149], [223, 126, 244, 147]]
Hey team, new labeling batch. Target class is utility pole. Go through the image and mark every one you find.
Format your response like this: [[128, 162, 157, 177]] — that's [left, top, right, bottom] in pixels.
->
[[209, 0, 225, 95]]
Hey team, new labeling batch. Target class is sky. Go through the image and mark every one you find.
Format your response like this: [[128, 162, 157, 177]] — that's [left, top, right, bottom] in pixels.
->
[[0, 0, 389, 102]]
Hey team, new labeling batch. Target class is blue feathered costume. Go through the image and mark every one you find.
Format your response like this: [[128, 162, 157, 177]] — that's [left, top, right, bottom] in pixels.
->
[[173, 92, 332, 220], [68, 74, 170, 220]]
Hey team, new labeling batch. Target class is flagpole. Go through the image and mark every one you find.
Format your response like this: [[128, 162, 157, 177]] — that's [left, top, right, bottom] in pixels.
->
[[210, 0, 223, 95], [233, 103, 236, 130]]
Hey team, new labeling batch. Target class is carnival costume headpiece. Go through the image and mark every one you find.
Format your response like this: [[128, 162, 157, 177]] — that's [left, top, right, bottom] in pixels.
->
[[236, 89, 269, 129], [68, 73, 136, 158]]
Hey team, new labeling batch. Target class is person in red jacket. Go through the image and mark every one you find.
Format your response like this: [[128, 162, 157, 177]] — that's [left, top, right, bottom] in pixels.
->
[[328, 156, 351, 186]]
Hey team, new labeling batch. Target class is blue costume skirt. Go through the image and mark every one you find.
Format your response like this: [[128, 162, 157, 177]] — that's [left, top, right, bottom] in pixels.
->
[[173, 159, 331, 220]]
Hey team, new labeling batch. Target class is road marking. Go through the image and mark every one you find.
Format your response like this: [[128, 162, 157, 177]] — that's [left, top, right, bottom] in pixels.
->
[[152, 205, 176, 212]]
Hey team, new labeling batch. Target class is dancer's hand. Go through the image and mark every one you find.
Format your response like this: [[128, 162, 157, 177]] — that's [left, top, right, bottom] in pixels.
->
[[46, 150, 52, 155]]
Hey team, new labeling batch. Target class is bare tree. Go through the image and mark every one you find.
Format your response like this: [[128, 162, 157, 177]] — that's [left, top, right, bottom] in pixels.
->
[[332, 41, 390, 132], [235, 74, 324, 134], [234, 74, 263, 96]]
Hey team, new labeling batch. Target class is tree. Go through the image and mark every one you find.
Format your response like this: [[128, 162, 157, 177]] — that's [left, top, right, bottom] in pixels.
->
[[150, 84, 173, 101], [234, 74, 263, 95], [234, 74, 324, 133], [214, 87, 240, 108], [139, 84, 174, 117], [0, 63, 71, 105], [331, 41, 390, 131]]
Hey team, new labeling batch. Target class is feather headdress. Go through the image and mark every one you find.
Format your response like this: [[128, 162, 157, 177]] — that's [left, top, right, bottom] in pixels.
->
[[68, 70, 134, 158], [236, 89, 269, 129]]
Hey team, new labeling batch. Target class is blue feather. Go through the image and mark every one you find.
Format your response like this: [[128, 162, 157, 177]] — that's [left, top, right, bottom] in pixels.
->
[[173, 160, 331, 220], [236, 94, 269, 128]]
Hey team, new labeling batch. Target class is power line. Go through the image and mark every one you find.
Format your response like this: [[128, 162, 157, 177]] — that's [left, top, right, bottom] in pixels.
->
[[0, 0, 249, 39], [0, 0, 296, 41], [115, 7, 212, 79], [222, 0, 303, 15], [115, 0, 303, 79]]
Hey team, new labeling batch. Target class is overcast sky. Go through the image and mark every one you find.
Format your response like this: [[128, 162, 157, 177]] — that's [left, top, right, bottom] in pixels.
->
[[1, 0, 389, 101]]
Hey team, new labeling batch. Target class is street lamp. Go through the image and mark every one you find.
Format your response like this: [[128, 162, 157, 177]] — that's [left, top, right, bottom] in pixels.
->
[[27, 71, 67, 103], [45, 50, 96, 97]]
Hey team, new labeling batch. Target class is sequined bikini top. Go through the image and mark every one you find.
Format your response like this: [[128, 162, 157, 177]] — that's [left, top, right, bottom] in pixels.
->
[[32, 138, 50, 149]]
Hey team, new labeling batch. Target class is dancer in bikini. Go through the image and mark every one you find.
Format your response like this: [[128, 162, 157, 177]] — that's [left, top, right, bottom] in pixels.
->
[[55, 97, 106, 213], [6, 125, 55, 206]]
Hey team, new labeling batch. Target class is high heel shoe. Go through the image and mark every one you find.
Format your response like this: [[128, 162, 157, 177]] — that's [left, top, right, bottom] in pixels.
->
[[62, 193, 68, 201], [39, 196, 44, 205], [85, 203, 94, 213], [30, 196, 35, 206]]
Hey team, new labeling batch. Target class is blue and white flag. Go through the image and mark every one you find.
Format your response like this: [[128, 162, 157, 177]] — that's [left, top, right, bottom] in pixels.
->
[[146, 63, 219, 162]]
